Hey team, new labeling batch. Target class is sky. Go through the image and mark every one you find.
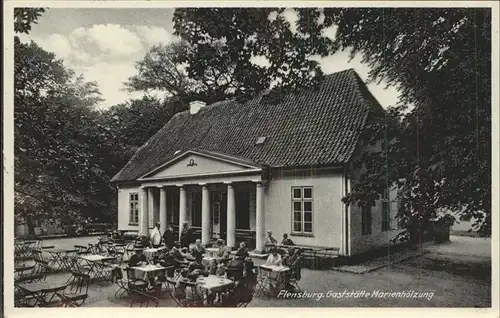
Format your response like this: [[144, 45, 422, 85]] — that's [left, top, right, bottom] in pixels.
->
[[19, 8, 401, 109]]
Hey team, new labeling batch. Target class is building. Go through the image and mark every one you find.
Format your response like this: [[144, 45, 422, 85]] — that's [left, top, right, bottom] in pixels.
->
[[111, 69, 399, 255]]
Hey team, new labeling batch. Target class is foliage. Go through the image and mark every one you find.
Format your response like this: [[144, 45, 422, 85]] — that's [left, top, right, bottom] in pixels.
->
[[173, 8, 492, 238], [14, 9, 118, 233], [173, 8, 332, 102], [101, 95, 187, 150], [14, 8, 45, 34]]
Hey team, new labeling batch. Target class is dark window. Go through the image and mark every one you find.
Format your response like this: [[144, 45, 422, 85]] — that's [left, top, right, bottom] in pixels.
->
[[236, 191, 250, 229], [191, 192, 202, 227]]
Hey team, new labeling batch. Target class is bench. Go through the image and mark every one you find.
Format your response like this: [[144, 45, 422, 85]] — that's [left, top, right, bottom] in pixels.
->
[[276, 244, 340, 269]]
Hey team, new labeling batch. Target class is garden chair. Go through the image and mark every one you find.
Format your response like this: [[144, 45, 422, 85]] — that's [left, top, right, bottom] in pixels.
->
[[165, 277, 186, 307], [57, 273, 90, 307]]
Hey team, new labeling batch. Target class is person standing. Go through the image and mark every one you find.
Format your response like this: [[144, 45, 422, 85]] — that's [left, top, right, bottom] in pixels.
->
[[162, 223, 175, 249], [150, 222, 162, 248], [180, 221, 193, 248]]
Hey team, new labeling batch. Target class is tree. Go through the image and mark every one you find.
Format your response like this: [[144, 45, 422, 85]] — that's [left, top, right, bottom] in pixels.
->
[[173, 8, 492, 238], [102, 95, 186, 152], [126, 39, 260, 104], [173, 8, 334, 102], [14, 8, 119, 235]]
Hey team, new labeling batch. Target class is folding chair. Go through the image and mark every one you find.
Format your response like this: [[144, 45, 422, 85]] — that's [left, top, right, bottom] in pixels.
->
[[288, 264, 302, 292], [30, 259, 50, 282], [124, 267, 148, 292], [184, 281, 206, 307], [254, 267, 272, 299], [165, 277, 188, 307], [58, 273, 90, 307], [41, 284, 68, 307]]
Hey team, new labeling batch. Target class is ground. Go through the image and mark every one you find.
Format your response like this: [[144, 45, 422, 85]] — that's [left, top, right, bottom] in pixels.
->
[[19, 235, 491, 307]]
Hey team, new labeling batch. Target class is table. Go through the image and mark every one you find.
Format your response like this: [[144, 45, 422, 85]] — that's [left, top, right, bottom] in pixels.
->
[[79, 254, 115, 280], [257, 264, 290, 297], [131, 264, 166, 282], [143, 247, 167, 260], [46, 248, 75, 271], [196, 275, 235, 305], [16, 282, 67, 307]]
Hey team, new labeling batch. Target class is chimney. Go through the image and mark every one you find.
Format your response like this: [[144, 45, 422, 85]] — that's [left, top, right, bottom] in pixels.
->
[[189, 100, 206, 115]]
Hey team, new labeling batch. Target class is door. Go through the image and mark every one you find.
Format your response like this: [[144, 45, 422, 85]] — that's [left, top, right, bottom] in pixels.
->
[[212, 201, 221, 238], [211, 191, 227, 239]]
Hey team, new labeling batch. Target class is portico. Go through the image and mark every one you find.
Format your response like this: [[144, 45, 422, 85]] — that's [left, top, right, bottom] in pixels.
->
[[134, 149, 267, 252]]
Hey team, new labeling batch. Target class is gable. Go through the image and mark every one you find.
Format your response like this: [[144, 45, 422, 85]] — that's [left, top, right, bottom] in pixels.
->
[[140, 151, 260, 180]]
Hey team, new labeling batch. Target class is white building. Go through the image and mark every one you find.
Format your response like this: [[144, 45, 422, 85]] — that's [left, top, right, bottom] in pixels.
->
[[112, 69, 399, 255]]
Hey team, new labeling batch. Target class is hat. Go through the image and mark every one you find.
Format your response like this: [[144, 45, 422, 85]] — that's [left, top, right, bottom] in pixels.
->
[[216, 239, 224, 245]]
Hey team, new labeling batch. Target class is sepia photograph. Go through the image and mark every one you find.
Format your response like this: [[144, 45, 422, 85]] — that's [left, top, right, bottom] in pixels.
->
[[3, 1, 498, 315]]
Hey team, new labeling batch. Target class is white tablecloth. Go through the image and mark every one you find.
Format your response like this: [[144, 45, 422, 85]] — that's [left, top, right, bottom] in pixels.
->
[[131, 264, 166, 281], [143, 247, 167, 260], [197, 275, 234, 292]]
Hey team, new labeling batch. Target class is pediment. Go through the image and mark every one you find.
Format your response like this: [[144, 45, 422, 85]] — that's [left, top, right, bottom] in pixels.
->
[[139, 150, 260, 180]]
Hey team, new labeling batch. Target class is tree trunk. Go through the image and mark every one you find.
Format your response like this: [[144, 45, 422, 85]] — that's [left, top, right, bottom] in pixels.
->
[[26, 213, 35, 237]]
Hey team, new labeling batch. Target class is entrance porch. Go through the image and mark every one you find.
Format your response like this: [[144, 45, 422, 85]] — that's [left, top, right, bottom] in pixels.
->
[[138, 181, 265, 251]]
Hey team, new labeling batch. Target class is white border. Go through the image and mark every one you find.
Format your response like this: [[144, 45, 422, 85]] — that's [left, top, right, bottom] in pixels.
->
[[3, 2, 499, 318]]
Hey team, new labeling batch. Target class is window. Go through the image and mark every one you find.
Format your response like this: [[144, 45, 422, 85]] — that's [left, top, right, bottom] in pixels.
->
[[129, 193, 139, 224], [291, 187, 313, 234], [191, 192, 202, 227], [362, 205, 372, 235], [382, 188, 390, 231]]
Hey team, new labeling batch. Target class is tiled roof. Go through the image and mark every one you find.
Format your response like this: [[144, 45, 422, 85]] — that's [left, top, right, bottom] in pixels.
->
[[112, 69, 383, 182]]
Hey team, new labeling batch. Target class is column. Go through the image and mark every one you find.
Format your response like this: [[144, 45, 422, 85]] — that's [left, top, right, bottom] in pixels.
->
[[178, 185, 187, 241], [201, 183, 211, 245], [148, 187, 155, 229], [255, 181, 265, 253], [159, 186, 167, 233], [226, 182, 236, 248], [140, 187, 149, 236]]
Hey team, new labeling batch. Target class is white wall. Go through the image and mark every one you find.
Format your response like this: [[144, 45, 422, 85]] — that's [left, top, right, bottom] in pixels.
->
[[348, 183, 399, 255], [117, 184, 142, 231], [264, 171, 345, 249]]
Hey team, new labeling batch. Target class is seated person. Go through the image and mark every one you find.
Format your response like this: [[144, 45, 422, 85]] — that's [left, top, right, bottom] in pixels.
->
[[220, 262, 258, 307], [265, 231, 278, 252], [174, 268, 190, 300], [128, 247, 147, 267], [169, 241, 189, 267], [187, 261, 206, 275], [266, 247, 282, 266], [226, 249, 246, 281], [283, 248, 297, 267], [281, 233, 295, 246], [189, 239, 206, 263], [235, 242, 249, 259], [215, 239, 231, 261]]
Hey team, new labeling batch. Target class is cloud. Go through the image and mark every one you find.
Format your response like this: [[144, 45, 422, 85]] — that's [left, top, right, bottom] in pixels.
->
[[134, 25, 172, 47], [22, 24, 173, 108]]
